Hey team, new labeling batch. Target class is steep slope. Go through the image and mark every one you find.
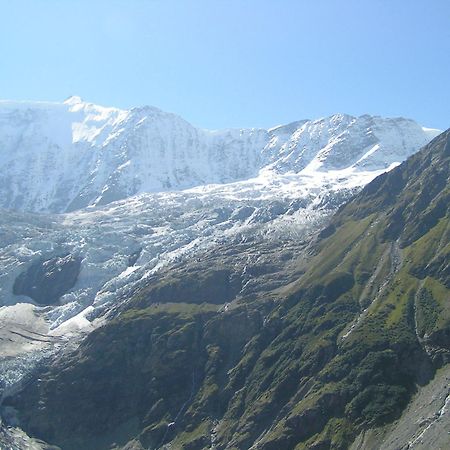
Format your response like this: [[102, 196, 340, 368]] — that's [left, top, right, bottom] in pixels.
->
[[0, 99, 443, 450], [5, 129, 449, 449], [0, 98, 438, 213]]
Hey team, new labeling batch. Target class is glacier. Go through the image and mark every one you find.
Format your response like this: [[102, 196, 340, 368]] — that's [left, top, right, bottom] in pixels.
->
[[0, 98, 441, 421], [0, 97, 441, 328]]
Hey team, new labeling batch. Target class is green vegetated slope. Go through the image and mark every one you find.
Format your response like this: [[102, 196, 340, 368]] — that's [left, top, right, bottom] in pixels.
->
[[8, 130, 450, 450]]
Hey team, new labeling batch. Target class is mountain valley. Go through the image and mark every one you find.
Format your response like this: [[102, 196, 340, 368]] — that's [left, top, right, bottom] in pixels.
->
[[0, 99, 448, 450]]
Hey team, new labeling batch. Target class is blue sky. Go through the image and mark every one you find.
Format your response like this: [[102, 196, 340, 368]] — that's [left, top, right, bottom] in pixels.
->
[[1, 0, 449, 129]]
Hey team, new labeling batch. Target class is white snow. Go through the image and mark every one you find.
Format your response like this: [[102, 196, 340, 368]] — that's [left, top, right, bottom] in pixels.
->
[[0, 98, 441, 331], [0, 99, 440, 213], [49, 305, 96, 336]]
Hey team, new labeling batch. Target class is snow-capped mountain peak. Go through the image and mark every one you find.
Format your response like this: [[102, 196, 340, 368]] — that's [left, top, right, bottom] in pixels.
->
[[63, 95, 84, 105], [0, 98, 440, 213]]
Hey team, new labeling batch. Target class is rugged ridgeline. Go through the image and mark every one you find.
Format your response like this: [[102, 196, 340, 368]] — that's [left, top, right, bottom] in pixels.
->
[[6, 130, 449, 449], [0, 100, 439, 330], [0, 98, 438, 213]]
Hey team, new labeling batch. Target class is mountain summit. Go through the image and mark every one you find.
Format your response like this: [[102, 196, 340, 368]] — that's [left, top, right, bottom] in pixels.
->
[[0, 99, 440, 213]]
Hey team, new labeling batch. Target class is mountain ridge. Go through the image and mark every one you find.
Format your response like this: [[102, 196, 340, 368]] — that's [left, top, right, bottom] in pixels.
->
[[0, 98, 440, 213]]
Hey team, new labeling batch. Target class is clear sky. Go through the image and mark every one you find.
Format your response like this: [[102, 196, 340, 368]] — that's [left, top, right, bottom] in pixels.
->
[[1, 0, 449, 130]]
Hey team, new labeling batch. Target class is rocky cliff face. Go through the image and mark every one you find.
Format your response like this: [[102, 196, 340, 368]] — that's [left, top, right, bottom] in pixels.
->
[[6, 130, 449, 449], [13, 254, 82, 305]]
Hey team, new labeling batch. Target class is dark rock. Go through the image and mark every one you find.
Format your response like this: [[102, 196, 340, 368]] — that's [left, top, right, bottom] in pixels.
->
[[128, 248, 142, 266], [13, 254, 82, 305], [318, 223, 336, 239]]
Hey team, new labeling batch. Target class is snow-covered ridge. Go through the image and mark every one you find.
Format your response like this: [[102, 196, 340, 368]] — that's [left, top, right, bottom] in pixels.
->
[[0, 97, 440, 213]]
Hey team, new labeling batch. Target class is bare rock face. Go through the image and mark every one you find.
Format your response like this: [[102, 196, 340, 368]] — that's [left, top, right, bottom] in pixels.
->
[[13, 254, 82, 305]]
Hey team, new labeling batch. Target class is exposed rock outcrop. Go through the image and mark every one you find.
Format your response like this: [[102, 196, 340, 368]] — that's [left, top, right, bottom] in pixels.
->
[[13, 254, 82, 305]]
